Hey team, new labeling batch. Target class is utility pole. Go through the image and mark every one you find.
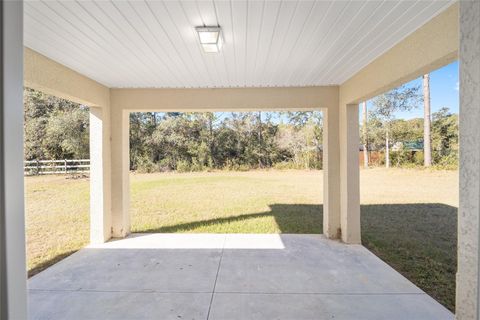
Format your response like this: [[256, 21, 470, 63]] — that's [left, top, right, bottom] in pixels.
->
[[423, 74, 432, 167], [257, 111, 264, 167], [385, 128, 390, 168], [362, 101, 369, 168]]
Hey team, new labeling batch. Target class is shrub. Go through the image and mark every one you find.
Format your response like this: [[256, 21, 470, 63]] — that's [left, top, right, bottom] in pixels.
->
[[273, 161, 296, 170], [176, 160, 191, 173], [190, 158, 204, 172], [237, 164, 251, 171], [222, 159, 253, 171], [157, 159, 173, 172], [434, 152, 458, 170], [413, 151, 424, 166], [272, 154, 322, 170], [389, 150, 412, 167], [136, 156, 156, 173]]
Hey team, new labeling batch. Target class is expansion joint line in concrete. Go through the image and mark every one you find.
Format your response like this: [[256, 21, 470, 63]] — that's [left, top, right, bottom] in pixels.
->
[[206, 235, 227, 320]]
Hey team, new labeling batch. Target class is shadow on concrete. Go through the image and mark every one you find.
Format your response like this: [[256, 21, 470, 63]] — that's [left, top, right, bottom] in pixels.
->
[[28, 250, 78, 278]]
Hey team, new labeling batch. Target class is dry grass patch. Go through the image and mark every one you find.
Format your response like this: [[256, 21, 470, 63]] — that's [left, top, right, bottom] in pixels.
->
[[25, 175, 89, 277]]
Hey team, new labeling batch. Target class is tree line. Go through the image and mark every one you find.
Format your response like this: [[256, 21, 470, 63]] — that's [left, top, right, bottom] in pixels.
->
[[129, 111, 323, 172], [23, 85, 458, 171], [24, 88, 324, 171]]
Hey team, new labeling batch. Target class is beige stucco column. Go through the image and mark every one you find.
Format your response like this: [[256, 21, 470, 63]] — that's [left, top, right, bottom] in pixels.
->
[[323, 107, 341, 239], [110, 107, 130, 237], [339, 103, 361, 244], [456, 0, 480, 318], [89, 106, 112, 243], [1, 1, 28, 318]]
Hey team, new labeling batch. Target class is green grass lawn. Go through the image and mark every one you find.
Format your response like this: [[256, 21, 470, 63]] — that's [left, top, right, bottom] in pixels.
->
[[25, 168, 458, 311], [131, 170, 322, 234]]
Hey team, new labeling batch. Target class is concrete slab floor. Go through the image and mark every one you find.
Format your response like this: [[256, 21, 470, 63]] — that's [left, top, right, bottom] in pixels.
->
[[28, 234, 453, 320]]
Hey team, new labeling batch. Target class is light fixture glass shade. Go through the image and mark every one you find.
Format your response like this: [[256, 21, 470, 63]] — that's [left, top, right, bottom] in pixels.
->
[[201, 43, 220, 53], [196, 26, 222, 53]]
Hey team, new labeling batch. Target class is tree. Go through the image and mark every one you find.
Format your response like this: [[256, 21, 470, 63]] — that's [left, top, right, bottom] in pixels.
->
[[24, 88, 89, 160], [205, 112, 216, 167], [423, 74, 432, 167], [257, 111, 264, 168], [370, 85, 421, 168], [44, 108, 89, 159], [431, 107, 458, 164], [362, 101, 369, 168], [281, 111, 323, 169]]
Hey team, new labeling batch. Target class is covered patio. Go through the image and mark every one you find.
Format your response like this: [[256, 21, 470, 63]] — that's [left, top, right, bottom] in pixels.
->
[[28, 234, 452, 320], [1, 0, 480, 319]]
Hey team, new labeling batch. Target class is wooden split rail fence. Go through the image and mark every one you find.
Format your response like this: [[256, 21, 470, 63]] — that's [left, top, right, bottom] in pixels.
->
[[24, 159, 90, 176]]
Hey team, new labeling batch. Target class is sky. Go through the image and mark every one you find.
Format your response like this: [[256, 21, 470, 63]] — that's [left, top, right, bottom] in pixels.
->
[[159, 60, 459, 123], [226, 60, 459, 122], [366, 60, 459, 119]]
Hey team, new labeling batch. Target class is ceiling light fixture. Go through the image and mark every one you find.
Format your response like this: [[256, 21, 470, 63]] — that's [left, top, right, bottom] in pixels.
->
[[196, 26, 223, 53]]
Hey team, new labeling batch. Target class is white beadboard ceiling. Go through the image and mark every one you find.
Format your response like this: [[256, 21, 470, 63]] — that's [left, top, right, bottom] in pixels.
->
[[24, 0, 455, 88]]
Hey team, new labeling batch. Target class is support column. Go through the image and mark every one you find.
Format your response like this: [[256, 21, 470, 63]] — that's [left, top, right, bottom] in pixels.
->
[[456, 1, 480, 319], [339, 103, 361, 244], [0, 1, 28, 318], [89, 106, 112, 244], [111, 107, 130, 237], [323, 108, 341, 239]]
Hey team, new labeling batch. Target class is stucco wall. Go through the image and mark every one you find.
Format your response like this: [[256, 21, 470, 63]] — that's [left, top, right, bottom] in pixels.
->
[[110, 86, 338, 112], [456, 1, 480, 319], [24, 47, 109, 107]]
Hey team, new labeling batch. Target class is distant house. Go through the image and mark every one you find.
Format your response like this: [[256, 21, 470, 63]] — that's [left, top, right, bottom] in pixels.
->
[[392, 141, 424, 152]]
